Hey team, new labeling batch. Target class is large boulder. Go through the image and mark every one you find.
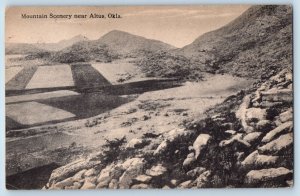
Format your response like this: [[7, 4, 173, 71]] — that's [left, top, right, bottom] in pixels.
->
[[241, 150, 279, 168], [195, 170, 211, 188], [243, 132, 262, 144], [245, 167, 292, 184], [261, 121, 293, 143], [134, 175, 152, 183], [146, 164, 167, 177], [126, 138, 146, 149], [261, 89, 292, 103], [279, 109, 293, 123], [154, 140, 169, 155], [118, 158, 146, 189], [245, 108, 267, 123], [96, 164, 114, 188], [193, 134, 211, 159], [258, 133, 293, 155], [81, 179, 97, 189], [183, 152, 196, 167], [49, 158, 101, 183], [219, 133, 251, 148]]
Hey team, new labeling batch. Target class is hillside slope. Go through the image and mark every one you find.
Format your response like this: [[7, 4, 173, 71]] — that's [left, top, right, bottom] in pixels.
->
[[177, 5, 292, 79], [43, 67, 293, 189], [51, 31, 176, 63]]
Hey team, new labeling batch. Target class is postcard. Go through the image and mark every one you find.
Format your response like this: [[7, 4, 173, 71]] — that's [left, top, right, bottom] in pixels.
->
[[5, 5, 293, 189]]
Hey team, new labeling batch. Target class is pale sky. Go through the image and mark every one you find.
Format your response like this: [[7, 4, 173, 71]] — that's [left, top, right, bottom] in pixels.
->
[[6, 5, 250, 48]]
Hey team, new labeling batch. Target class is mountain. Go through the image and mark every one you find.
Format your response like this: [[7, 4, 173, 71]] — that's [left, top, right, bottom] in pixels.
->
[[5, 43, 47, 55], [51, 30, 176, 63], [35, 35, 89, 51], [5, 35, 89, 55], [97, 30, 175, 55], [177, 5, 292, 79]]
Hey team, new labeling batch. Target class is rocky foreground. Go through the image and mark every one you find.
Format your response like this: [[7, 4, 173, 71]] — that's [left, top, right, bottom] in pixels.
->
[[43, 67, 293, 189]]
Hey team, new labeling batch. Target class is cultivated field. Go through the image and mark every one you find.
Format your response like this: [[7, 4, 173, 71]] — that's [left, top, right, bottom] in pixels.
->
[[6, 101, 76, 126], [6, 67, 23, 83], [6, 90, 79, 104], [26, 65, 74, 89], [91, 59, 147, 84], [70, 63, 111, 89], [6, 66, 38, 90]]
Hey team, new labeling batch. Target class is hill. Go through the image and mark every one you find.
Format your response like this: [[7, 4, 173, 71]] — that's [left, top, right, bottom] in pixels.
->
[[35, 35, 89, 51], [50, 30, 176, 63], [5, 43, 47, 55], [177, 5, 292, 79], [5, 35, 89, 55]]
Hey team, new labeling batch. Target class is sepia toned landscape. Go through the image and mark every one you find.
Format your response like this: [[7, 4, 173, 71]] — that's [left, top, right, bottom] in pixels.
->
[[5, 5, 293, 189]]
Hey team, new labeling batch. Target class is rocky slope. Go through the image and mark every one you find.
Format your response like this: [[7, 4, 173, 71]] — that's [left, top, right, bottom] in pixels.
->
[[177, 5, 292, 79], [43, 68, 293, 189]]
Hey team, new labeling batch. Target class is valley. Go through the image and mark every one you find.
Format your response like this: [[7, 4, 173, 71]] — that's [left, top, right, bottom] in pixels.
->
[[5, 5, 293, 190]]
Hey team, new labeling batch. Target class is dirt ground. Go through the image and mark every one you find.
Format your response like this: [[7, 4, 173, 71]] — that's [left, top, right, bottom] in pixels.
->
[[6, 74, 253, 177]]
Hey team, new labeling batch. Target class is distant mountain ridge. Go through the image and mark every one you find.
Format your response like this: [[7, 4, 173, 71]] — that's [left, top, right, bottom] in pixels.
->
[[6, 35, 89, 54], [35, 35, 89, 51]]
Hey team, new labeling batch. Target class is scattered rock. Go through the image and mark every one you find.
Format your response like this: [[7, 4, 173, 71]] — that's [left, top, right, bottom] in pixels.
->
[[261, 89, 292, 103], [193, 134, 211, 159], [186, 167, 206, 178], [245, 167, 292, 184], [131, 184, 149, 189], [73, 169, 87, 182], [141, 115, 151, 121], [146, 164, 167, 177], [261, 121, 293, 143], [170, 179, 179, 186], [279, 109, 293, 123], [286, 180, 293, 187], [126, 138, 146, 149], [81, 180, 96, 189], [49, 158, 101, 183], [195, 170, 211, 188], [225, 130, 236, 135], [219, 133, 251, 148], [243, 132, 262, 144], [53, 177, 73, 189], [135, 175, 152, 183], [154, 140, 169, 155], [178, 180, 193, 188], [236, 95, 251, 129], [96, 165, 113, 188], [256, 120, 273, 132], [84, 168, 97, 177], [166, 128, 188, 141], [241, 150, 279, 168], [258, 133, 293, 155], [73, 182, 82, 189], [119, 158, 145, 189], [108, 179, 118, 189], [245, 108, 267, 123], [183, 152, 196, 167]]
